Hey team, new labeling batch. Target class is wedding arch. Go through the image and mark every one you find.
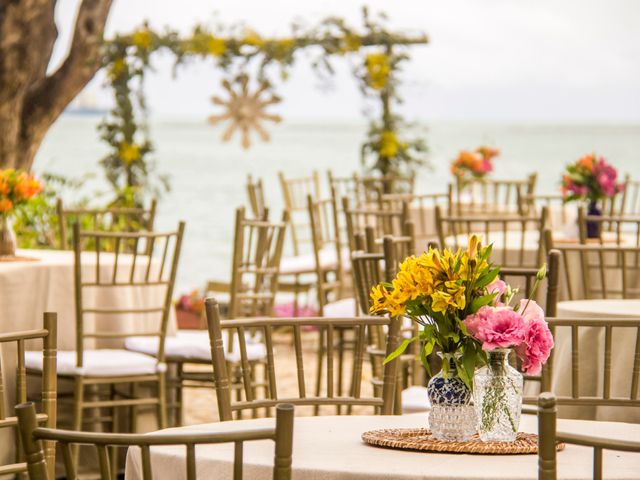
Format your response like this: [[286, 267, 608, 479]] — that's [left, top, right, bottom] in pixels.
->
[[98, 8, 428, 203]]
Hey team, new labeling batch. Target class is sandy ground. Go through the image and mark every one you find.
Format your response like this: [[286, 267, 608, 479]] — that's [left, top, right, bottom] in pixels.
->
[[181, 330, 377, 425]]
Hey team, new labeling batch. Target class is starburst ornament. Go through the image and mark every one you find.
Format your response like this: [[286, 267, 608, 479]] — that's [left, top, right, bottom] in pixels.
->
[[208, 75, 282, 149]]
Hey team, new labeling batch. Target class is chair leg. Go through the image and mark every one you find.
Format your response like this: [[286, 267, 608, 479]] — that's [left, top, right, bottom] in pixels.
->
[[314, 327, 325, 416], [336, 328, 345, 415], [110, 384, 120, 479], [176, 362, 184, 427], [130, 382, 140, 433], [72, 377, 84, 467], [157, 373, 167, 430]]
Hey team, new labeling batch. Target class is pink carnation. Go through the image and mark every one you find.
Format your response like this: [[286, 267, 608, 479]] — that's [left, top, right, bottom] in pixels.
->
[[516, 318, 554, 375], [517, 299, 544, 323], [487, 278, 508, 305], [464, 306, 527, 351]]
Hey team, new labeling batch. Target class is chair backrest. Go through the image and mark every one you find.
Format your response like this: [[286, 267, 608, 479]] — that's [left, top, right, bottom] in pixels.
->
[[451, 173, 537, 216], [435, 205, 548, 269], [545, 231, 640, 299], [205, 298, 401, 420], [537, 392, 640, 480], [307, 195, 345, 315], [577, 207, 640, 245], [342, 196, 408, 254], [0, 313, 56, 479], [355, 172, 416, 199], [278, 170, 321, 255], [73, 222, 185, 366], [499, 249, 561, 317], [246, 175, 267, 219], [539, 317, 640, 406], [57, 199, 157, 250], [517, 193, 570, 230], [381, 192, 449, 245], [16, 401, 294, 480], [229, 207, 288, 319], [620, 175, 640, 216]]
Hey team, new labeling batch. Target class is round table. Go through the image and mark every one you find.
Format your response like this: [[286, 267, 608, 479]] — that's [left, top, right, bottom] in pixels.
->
[[552, 299, 640, 423], [0, 249, 177, 467], [124, 413, 640, 480]]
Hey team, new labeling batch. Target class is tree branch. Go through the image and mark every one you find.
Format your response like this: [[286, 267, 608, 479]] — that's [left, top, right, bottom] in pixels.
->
[[20, 0, 113, 164]]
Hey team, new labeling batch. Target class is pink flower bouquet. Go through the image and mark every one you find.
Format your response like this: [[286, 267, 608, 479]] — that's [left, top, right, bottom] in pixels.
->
[[561, 154, 625, 204]]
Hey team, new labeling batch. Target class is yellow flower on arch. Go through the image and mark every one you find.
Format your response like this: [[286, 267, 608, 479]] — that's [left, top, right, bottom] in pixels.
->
[[118, 142, 141, 165], [132, 29, 152, 50], [365, 52, 390, 90], [109, 58, 127, 80], [243, 30, 264, 48], [207, 36, 226, 56]]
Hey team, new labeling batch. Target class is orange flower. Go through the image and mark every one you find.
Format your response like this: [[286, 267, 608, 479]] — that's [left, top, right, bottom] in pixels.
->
[[0, 198, 13, 213], [14, 172, 42, 199], [577, 154, 595, 172]]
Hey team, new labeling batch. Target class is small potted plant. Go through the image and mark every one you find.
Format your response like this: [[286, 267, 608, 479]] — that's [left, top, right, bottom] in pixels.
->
[[0, 169, 43, 256], [561, 154, 625, 238]]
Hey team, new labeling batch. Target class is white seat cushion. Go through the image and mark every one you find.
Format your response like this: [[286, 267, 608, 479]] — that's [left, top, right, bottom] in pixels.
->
[[280, 247, 350, 275], [24, 349, 162, 377], [323, 298, 357, 317], [402, 386, 431, 413], [125, 330, 267, 363]]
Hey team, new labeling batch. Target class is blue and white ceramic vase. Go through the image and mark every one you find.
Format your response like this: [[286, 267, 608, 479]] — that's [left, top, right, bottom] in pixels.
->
[[427, 353, 476, 441]]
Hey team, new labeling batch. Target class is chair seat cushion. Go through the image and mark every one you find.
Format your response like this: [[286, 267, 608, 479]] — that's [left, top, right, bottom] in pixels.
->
[[280, 248, 350, 275], [125, 330, 267, 363], [25, 349, 162, 377], [402, 386, 431, 413], [323, 298, 357, 317]]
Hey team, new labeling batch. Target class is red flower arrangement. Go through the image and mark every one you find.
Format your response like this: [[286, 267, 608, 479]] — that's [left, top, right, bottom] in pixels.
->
[[451, 146, 498, 181]]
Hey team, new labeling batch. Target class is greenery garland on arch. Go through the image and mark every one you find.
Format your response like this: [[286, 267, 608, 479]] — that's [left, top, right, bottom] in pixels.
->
[[100, 8, 428, 206]]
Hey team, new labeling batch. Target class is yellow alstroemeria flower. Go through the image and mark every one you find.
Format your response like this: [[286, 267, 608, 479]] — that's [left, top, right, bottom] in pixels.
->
[[132, 29, 152, 50], [369, 284, 389, 314], [119, 142, 141, 165], [385, 290, 407, 316], [207, 36, 226, 56]]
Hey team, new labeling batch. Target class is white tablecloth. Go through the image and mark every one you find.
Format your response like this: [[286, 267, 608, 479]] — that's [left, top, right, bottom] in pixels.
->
[[125, 413, 640, 480], [552, 299, 640, 423], [0, 249, 177, 468]]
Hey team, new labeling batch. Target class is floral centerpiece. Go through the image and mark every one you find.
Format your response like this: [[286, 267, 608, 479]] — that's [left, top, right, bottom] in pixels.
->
[[561, 153, 625, 237], [369, 235, 553, 442], [0, 169, 43, 256], [450, 146, 498, 183]]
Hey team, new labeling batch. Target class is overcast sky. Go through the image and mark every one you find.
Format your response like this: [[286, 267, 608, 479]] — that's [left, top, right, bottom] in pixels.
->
[[53, 0, 640, 123]]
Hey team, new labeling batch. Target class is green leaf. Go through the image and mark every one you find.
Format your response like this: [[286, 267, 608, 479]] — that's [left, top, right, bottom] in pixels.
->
[[419, 341, 434, 377], [469, 293, 497, 313], [383, 336, 419, 365], [475, 267, 500, 289]]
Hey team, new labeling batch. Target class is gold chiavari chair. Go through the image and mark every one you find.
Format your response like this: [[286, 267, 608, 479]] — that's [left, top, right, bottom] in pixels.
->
[[0, 313, 56, 479], [517, 193, 569, 231], [355, 172, 416, 200], [535, 317, 640, 412], [435, 205, 548, 269], [16, 401, 295, 480], [620, 175, 640, 216], [205, 298, 402, 419], [25, 222, 185, 465], [544, 232, 640, 299], [57, 199, 157, 250], [342, 196, 408, 254], [450, 173, 537, 216], [127, 207, 288, 425], [381, 192, 449, 245], [577, 207, 640, 246], [278, 170, 321, 256], [537, 393, 640, 480], [246, 175, 267, 219]]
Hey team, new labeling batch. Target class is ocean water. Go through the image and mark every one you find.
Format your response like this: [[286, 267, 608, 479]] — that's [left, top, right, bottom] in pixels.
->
[[34, 115, 640, 294]]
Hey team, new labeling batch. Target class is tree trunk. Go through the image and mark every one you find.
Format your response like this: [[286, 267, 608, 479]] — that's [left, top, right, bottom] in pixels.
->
[[0, 0, 113, 171]]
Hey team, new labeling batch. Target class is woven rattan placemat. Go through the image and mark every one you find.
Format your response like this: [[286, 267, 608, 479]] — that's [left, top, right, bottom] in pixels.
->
[[362, 428, 565, 455], [0, 255, 40, 262]]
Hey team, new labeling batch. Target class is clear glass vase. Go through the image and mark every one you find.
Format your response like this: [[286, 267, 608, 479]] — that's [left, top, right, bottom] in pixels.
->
[[0, 215, 16, 257], [427, 353, 476, 442], [473, 348, 523, 442]]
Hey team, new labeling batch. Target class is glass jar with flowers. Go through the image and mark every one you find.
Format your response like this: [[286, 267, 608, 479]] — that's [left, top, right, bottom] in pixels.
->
[[0, 169, 43, 257], [561, 154, 625, 238], [369, 236, 554, 442]]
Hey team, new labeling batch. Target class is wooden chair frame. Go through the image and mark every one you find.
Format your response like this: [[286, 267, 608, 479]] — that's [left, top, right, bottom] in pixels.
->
[[544, 232, 640, 299], [57, 198, 157, 250], [278, 170, 321, 256], [451, 173, 537, 216], [577, 207, 640, 245], [537, 392, 640, 480], [16, 401, 294, 480], [620, 175, 640, 216], [0, 313, 57, 478], [381, 191, 449, 244], [246, 175, 267, 219], [205, 298, 402, 420], [435, 205, 548, 269]]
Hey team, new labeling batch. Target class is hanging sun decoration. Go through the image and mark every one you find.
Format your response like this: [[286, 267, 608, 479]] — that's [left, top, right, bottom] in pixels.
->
[[207, 75, 282, 149]]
